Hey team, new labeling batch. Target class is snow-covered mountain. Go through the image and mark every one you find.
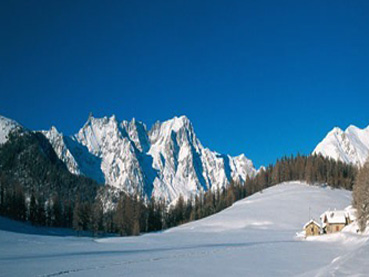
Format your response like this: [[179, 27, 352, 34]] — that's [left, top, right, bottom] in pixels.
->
[[40, 114, 256, 203], [0, 115, 23, 144], [313, 125, 369, 167]]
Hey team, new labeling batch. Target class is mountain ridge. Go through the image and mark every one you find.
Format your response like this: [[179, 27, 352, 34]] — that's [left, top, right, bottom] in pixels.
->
[[0, 114, 256, 204], [313, 124, 369, 167]]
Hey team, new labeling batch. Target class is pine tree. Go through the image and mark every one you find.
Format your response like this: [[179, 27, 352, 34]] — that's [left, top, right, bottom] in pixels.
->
[[29, 194, 37, 224], [73, 199, 83, 234], [92, 198, 104, 236], [0, 173, 5, 214], [51, 194, 62, 227], [114, 197, 124, 235], [36, 196, 46, 226]]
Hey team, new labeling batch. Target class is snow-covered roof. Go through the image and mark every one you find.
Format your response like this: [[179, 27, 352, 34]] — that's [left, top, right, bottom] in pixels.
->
[[320, 210, 347, 225], [303, 219, 321, 229], [344, 205, 357, 221]]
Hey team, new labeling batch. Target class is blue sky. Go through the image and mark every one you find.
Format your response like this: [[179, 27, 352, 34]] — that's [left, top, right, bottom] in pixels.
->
[[1, 0, 369, 167]]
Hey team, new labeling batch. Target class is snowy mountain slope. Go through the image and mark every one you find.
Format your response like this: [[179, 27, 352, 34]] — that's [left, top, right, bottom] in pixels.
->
[[0, 115, 22, 144], [313, 125, 369, 167], [2, 181, 365, 277], [41, 114, 256, 202], [41, 126, 82, 175], [74, 115, 153, 195], [41, 126, 105, 183]]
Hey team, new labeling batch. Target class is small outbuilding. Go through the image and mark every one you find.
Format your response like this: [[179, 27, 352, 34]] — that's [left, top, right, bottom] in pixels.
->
[[303, 219, 321, 237], [344, 205, 357, 224]]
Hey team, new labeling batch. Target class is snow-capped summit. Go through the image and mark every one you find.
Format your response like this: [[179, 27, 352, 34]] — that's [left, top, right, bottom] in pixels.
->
[[64, 115, 257, 202], [2, 113, 256, 203], [124, 118, 150, 152], [0, 115, 22, 144], [313, 124, 369, 167]]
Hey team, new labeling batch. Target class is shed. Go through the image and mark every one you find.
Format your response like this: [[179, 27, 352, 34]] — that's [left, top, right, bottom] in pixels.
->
[[344, 206, 357, 224], [303, 220, 321, 236]]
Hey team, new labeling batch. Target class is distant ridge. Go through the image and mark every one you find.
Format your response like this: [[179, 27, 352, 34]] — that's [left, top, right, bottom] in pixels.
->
[[313, 125, 369, 167]]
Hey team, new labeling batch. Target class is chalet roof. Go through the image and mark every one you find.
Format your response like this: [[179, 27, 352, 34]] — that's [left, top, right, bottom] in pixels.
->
[[303, 219, 321, 229], [320, 210, 347, 225]]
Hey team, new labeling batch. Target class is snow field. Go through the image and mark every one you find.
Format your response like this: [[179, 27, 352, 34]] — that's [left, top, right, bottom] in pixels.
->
[[1, 181, 367, 276]]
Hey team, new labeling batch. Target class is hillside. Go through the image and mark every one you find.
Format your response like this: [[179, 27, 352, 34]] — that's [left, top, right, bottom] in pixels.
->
[[1, 181, 367, 276]]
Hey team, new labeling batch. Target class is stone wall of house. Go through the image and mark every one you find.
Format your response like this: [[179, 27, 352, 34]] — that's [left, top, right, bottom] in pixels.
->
[[326, 223, 345, 234], [305, 223, 320, 236]]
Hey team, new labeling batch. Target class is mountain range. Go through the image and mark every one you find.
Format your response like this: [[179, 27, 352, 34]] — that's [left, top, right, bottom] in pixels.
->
[[0, 114, 256, 204], [1, 114, 368, 203]]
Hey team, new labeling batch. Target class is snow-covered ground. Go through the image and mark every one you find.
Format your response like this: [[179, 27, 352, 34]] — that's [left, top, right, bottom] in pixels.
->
[[1, 182, 368, 276]]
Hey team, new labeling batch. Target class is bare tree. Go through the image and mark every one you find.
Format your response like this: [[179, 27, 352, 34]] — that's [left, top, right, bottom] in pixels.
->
[[353, 160, 369, 232]]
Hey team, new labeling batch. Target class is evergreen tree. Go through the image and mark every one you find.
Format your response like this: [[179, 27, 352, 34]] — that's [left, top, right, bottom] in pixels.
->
[[50, 194, 62, 227], [92, 198, 104, 236], [73, 199, 83, 234], [29, 194, 37, 224], [36, 196, 46, 226]]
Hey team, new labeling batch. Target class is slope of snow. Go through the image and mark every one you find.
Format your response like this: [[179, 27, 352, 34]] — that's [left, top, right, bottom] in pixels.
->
[[1, 181, 367, 277], [39, 114, 256, 203], [313, 125, 369, 167], [0, 115, 22, 144]]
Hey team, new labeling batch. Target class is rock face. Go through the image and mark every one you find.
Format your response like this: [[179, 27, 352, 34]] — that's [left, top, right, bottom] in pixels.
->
[[0, 114, 256, 203], [0, 115, 23, 144], [42, 115, 256, 203], [313, 125, 369, 167]]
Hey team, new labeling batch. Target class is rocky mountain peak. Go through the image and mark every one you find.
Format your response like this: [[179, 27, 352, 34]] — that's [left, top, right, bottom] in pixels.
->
[[313, 124, 369, 167], [2, 113, 256, 204], [0, 115, 23, 144]]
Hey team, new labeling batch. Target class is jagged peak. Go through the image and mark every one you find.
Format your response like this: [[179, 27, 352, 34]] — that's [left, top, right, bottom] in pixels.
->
[[0, 115, 22, 128], [129, 117, 146, 129], [49, 126, 62, 135], [162, 115, 193, 133], [329, 126, 344, 135], [173, 115, 191, 126], [323, 125, 368, 139], [110, 114, 117, 122], [82, 113, 119, 129], [233, 153, 247, 160], [326, 125, 367, 136], [0, 115, 23, 144], [83, 112, 95, 127], [314, 123, 369, 167]]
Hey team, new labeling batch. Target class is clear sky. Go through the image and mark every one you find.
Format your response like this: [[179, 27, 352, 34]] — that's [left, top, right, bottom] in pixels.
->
[[1, 0, 369, 167]]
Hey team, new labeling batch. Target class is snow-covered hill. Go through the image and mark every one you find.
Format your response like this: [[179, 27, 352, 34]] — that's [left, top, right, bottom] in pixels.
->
[[41, 114, 256, 203], [1, 182, 367, 276], [313, 125, 369, 167]]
